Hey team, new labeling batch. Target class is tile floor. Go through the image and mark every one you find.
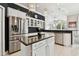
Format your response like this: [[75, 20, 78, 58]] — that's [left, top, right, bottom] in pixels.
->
[[7, 44, 79, 56], [54, 44, 79, 56]]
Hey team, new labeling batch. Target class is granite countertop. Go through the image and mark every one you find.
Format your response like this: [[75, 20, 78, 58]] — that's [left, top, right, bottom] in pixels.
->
[[19, 36, 54, 46], [43, 29, 73, 33]]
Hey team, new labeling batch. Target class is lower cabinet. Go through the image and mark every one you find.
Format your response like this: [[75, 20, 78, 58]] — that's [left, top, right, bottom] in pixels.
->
[[55, 33, 63, 45], [32, 40, 47, 56], [55, 32, 71, 46], [20, 43, 32, 56], [46, 37, 55, 56], [72, 31, 79, 45], [32, 44, 47, 56], [32, 37, 55, 56], [63, 33, 71, 47]]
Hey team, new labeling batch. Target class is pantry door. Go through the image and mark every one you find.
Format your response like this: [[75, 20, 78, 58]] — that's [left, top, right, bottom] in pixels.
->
[[0, 5, 5, 56]]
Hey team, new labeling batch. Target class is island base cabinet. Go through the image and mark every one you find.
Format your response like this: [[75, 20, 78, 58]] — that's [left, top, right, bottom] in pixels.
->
[[32, 44, 47, 56], [55, 33, 63, 45], [46, 37, 55, 56], [49, 38, 55, 56], [63, 33, 71, 47], [20, 43, 32, 56], [32, 40, 47, 56], [55, 32, 71, 47]]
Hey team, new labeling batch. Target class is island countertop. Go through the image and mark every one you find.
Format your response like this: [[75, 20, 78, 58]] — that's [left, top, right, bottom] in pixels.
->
[[43, 29, 74, 33]]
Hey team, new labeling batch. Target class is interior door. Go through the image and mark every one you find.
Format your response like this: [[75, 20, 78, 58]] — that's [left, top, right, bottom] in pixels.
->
[[0, 5, 5, 56]]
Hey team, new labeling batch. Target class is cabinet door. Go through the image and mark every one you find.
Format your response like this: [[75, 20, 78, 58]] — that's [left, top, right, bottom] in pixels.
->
[[32, 40, 47, 56], [21, 43, 32, 56], [23, 19, 28, 33], [72, 31, 76, 44], [55, 33, 63, 45], [34, 45, 47, 56], [49, 37, 54, 56], [46, 37, 55, 56], [63, 33, 71, 46], [35, 20, 37, 27], [8, 7, 17, 17]]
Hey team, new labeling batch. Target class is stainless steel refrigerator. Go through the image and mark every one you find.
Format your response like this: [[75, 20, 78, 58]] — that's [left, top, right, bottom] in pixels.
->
[[9, 16, 21, 54]]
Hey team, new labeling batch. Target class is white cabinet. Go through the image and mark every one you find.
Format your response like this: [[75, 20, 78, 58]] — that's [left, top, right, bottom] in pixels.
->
[[49, 37, 55, 56], [72, 31, 79, 45], [32, 40, 47, 56], [8, 7, 26, 18], [63, 33, 71, 47], [23, 19, 28, 33], [32, 33, 55, 56], [55, 32, 71, 47], [27, 16, 45, 29], [46, 37, 55, 56], [45, 33, 55, 56], [20, 43, 32, 56], [55, 33, 63, 45], [33, 44, 47, 56], [8, 7, 17, 17]]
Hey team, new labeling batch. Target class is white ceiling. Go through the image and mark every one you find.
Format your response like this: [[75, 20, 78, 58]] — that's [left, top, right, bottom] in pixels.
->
[[37, 3, 79, 16], [21, 3, 79, 16]]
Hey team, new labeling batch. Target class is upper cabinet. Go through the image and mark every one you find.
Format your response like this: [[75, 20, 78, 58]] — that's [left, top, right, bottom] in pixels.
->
[[7, 7, 26, 18], [5, 4, 45, 30], [27, 16, 45, 29]]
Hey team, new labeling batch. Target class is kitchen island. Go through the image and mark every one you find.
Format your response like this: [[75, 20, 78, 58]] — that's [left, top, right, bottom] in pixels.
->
[[19, 32, 55, 56], [43, 30, 73, 46]]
